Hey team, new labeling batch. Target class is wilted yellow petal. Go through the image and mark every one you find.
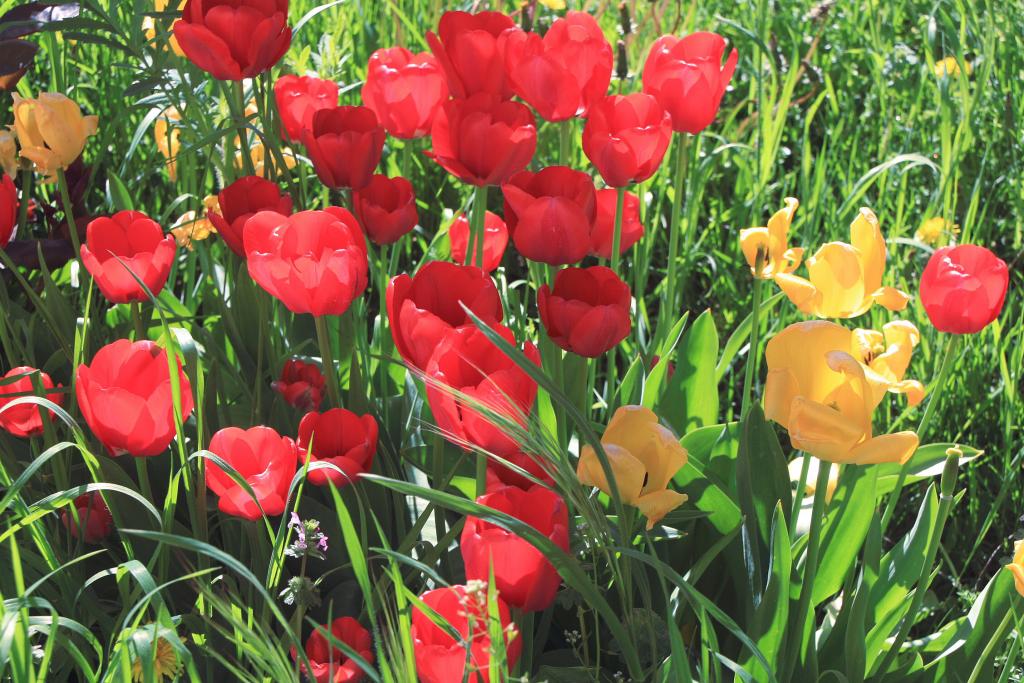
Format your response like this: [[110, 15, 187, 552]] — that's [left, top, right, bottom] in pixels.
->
[[635, 490, 688, 530], [872, 286, 911, 311]]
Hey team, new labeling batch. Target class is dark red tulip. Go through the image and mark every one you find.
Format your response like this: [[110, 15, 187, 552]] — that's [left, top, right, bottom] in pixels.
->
[[411, 584, 521, 683], [582, 93, 672, 188], [425, 323, 540, 456], [173, 0, 291, 81], [80, 211, 176, 304], [426, 10, 515, 100], [244, 209, 368, 317], [0, 366, 63, 438], [297, 408, 378, 487], [271, 359, 324, 411], [386, 261, 503, 370], [291, 617, 373, 683], [487, 450, 554, 491], [538, 266, 632, 358], [920, 244, 1009, 334], [301, 106, 385, 190], [61, 493, 113, 544], [206, 426, 297, 520], [501, 11, 612, 121], [501, 166, 596, 266], [1, 173, 16, 248], [449, 210, 508, 272], [361, 47, 448, 139], [462, 484, 568, 612], [426, 94, 537, 187], [591, 188, 644, 259], [208, 175, 293, 257], [273, 74, 339, 143], [642, 32, 738, 134], [351, 174, 418, 245], [76, 340, 194, 457]]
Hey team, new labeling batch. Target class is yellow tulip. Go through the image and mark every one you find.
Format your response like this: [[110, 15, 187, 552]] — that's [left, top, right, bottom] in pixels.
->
[[142, 0, 186, 57], [154, 108, 181, 181], [934, 56, 971, 79], [850, 320, 926, 406], [12, 93, 98, 183], [740, 197, 804, 279], [764, 320, 919, 465], [914, 216, 959, 247], [1005, 540, 1024, 598], [169, 195, 219, 250], [772, 207, 910, 318], [235, 143, 298, 177], [0, 130, 16, 178], [537, 0, 567, 8], [576, 405, 688, 530]]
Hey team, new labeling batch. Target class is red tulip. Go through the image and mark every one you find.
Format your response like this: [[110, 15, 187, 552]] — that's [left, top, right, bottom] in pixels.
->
[[501, 166, 597, 266], [642, 32, 738, 134], [76, 340, 194, 457], [426, 11, 515, 100], [80, 211, 176, 304], [301, 106, 385, 190], [920, 244, 1009, 334], [487, 450, 554, 491], [411, 584, 521, 683], [425, 323, 540, 456], [351, 174, 418, 245], [426, 94, 537, 187], [244, 209, 368, 317], [208, 175, 293, 257], [0, 366, 63, 438], [273, 74, 339, 143], [206, 426, 297, 519], [1, 173, 16, 248], [582, 93, 672, 188], [271, 359, 324, 411], [61, 493, 113, 544], [292, 617, 373, 683], [173, 0, 291, 81], [591, 188, 644, 259], [449, 210, 508, 272], [361, 47, 448, 139], [386, 261, 503, 370], [501, 11, 612, 121], [538, 266, 632, 358], [461, 485, 568, 612], [297, 408, 378, 487]]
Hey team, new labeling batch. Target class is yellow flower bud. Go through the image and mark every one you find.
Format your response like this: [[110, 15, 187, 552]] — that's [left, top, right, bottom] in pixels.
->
[[12, 93, 98, 183]]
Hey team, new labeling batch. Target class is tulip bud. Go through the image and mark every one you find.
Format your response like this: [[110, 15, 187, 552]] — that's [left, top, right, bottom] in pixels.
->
[[616, 39, 629, 80], [619, 2, 632, 35], [940, 449, 960, 498]]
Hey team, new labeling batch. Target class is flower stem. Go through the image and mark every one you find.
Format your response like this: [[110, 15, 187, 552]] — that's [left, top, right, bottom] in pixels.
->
[[605, 187, 627, 410], [315, 315, 342, 409], [740, 269, 765, 417], [474, 450, 487, 499], [559, 120, 572, 167], [230, 80, 256, 178], [55, 167, 80, 256], [131, 301, 146, 341], [465, 185, 488, 268], [879, 332, 961, 531], [662, 134, 690, 330]]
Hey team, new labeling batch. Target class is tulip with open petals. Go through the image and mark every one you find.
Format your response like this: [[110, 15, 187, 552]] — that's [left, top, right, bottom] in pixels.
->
[[577, 405, 688, 529], [538, 266, 632, 358], [772, 208, 910, 319], [582, 94, 672, 188], [12, 93, 98, 182], [80, 211, 176, 304], [591, 188, 644, 259], [273, 74, 339, 143], [462, 485, 569, 612], [301, 106, 385, 191], [271, 359, 325, 412], [739, 197, 803, 279], [764, 321, 920, 465], [501, 11, 612, 121], [427, 94, 537, 187], [920, 244, 1009, 334], [642, 32, 738, 134], [244, 209, 368, 317], [0, 367, 63, 438], [351, 174, 418, 245], [361, 47, 448, 139], [76, 340, 194, 457], [292, 617, 373, 683], [61, 493, 114, 544], [207, 176, 293, 257], [411, 584, 521, 683], [173, 0, 291, 81], [449, 211, 509, 272], [502, 166, 597, 265], [297, 408, 378, 487], [426, 11, 515, 100], [206, 426, 297, 520], [386, 261, 503, 370]]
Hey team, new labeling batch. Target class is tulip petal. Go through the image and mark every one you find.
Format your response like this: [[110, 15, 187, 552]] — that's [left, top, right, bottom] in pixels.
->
[[635, 489, 688, 529], [844, 431, 919, 465], [577, 443, 646, 504]]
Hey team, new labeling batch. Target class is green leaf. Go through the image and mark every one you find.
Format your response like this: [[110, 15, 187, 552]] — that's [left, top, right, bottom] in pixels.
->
[[874, 443, 982, 497], [105, 171, 134, 212], [813, 465, 879, 605], [742, 504, 791, 681], [661, 309, 719, 434]]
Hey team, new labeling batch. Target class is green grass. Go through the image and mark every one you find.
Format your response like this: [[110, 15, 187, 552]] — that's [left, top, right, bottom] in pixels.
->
[[0, 0, 1022, 680]]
